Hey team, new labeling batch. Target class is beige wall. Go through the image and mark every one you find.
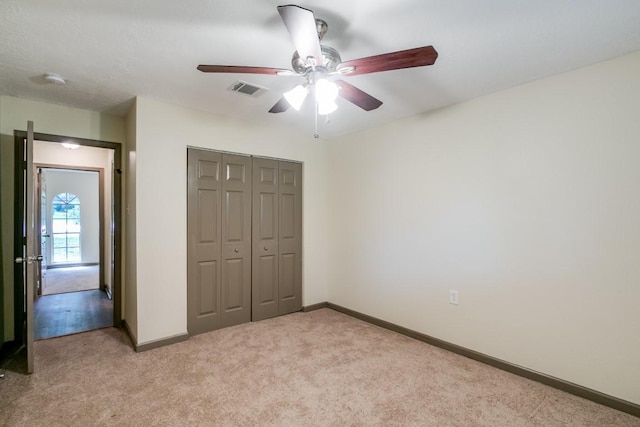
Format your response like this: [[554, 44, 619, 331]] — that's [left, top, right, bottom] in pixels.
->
[[131, 97, 329, 345], [124, 100, 138, 341], [0, 97, 125, 142], [326, 51, 640, 404], [0, 96, 125, 342]]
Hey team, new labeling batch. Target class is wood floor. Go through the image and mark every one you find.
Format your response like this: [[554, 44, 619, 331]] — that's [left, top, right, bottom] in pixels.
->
[[34, 290, 113, 340]]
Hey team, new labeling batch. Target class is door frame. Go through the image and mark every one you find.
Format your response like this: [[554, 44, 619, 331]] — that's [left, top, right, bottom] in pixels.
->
[[14, 131, 123, 338], [36, 165, 106, 294]]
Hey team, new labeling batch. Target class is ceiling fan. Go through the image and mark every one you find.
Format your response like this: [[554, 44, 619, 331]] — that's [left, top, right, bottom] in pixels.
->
[[198, 4, 438, 119]]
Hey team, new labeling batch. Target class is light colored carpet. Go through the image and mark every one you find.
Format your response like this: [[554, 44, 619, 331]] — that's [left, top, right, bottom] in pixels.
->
[[42, 265, 99, 295], [1, 309, 638, 426]]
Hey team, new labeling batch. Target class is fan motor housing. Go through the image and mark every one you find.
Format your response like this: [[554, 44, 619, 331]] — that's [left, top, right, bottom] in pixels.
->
[[291, 45, 342, 74]]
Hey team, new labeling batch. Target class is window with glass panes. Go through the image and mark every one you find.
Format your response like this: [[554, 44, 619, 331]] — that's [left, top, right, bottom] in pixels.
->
[[52, 193, 81, 263]]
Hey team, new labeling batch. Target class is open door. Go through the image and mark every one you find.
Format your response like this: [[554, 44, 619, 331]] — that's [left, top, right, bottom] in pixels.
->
[[14, 121, 38, 373]]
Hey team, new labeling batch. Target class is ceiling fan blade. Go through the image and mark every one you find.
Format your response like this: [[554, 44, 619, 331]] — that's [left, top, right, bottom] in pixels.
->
[[337, 45, 438, 76], [277, 5, 324, 66], [269, 97, 290, 113], [197, 65, 292, 75], [335, 80, 383, 111]]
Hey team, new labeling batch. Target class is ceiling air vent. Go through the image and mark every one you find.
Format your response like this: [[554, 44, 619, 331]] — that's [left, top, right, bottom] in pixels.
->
[[228, 81, 267, 97]]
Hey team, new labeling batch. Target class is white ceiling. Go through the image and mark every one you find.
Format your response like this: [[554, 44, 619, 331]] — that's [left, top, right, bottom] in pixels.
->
[[2, 1, 640, 139]]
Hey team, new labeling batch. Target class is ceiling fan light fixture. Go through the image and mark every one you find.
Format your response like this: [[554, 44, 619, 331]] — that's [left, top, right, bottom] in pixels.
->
[[314, 79, 339, 115], [283, 84, 308, 110], [317, 99, 338, 115], [315, 79, 339, 104]]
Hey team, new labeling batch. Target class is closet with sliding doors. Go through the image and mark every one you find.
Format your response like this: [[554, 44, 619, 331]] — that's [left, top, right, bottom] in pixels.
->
[[187, 148, 302, 335]]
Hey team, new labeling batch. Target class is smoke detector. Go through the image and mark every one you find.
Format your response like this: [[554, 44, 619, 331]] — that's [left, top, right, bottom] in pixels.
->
[[44, 73, 66, 85]]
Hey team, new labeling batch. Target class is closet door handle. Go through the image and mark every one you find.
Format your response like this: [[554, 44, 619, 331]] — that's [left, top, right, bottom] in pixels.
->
[[234, 248, 239, 253], [264, 246, 268, 251]]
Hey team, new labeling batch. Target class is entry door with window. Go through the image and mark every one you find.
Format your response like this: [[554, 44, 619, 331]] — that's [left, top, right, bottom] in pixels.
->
[[51, 192, 81, 264]]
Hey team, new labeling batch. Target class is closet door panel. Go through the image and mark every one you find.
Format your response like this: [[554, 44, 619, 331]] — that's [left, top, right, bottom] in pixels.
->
[[197, 260, 218, 315], [258, 254, 277, 302], [278, 161, 302, 315], [252, 158, 279, 321], [279, 253, 296, 300], [222, 258, 243, 308], [187, 149, 222, 335], [221, 154, 252, 328]]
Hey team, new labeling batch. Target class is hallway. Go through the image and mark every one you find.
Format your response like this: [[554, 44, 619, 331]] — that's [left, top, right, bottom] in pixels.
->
[[34, 290, 113, 340]]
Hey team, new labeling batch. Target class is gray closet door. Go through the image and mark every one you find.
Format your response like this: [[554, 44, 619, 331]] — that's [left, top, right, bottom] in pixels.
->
[[252, 158, 279, 321], [189, 149, 302, 332], [277, 161, 302, 315], [187, 149, 251, 335], [220, 154, 252, 327], [187, 148, 222, 335], [252, 158, 302, 320]]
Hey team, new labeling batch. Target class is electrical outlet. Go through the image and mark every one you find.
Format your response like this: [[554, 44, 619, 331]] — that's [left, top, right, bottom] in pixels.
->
[[449, 290, 459, 305]]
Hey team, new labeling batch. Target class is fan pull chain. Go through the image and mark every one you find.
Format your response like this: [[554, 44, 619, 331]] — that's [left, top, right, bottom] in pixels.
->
[[314, 113, 319, 138], [309, 58, 320, 139]]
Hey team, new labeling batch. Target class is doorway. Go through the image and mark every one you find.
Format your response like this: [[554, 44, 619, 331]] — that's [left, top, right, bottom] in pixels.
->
[[12, 131, 122, 355], [34, 166, 112, 339]]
